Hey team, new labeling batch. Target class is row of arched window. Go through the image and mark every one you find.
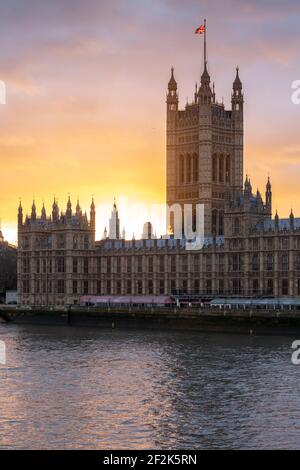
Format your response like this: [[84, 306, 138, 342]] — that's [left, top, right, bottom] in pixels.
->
[[178, 154, 199, 184], [178, 154, 231, 185], [212, 154, 231, 184]]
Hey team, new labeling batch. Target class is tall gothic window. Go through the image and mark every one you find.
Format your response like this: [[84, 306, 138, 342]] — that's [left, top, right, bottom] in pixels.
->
[[193, 154, 198, 182], [186, 154, 191, 183], [266, 253, 273, 271], [219, 155, 224, 182], [218, 211, 224, 235], [282, 279, 288, 296], [212, 209, 218, 235], [251, 254, 259, 271], [192, 204, 196, 232], [179, 155, 184, 184], [226, 156, 231, 183], [233, 217, 240, 235], [212, 154, 217, 182], [267, 279, 273, 295], [252, 279, 259, 295], [281, 253, 289, 272], [73, 235, 78, 249]]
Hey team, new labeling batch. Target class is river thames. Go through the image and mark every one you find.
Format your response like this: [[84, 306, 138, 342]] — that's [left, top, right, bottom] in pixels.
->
[[0, 324, 299, 449]]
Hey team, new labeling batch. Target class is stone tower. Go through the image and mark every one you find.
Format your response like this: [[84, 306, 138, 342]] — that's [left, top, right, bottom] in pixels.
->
[[166, 35, 244, 236], [108, 199, 120, 240]]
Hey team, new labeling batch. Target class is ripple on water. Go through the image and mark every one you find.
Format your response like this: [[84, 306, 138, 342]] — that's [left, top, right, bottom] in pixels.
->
[[0, 324, 299, 449]]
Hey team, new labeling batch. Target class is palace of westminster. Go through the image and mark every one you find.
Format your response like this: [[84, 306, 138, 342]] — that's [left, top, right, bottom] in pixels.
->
[[17, 54, 300, 306]]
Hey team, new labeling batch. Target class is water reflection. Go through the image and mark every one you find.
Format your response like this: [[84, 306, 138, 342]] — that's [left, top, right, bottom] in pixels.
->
[[0, 325, 298, 449]]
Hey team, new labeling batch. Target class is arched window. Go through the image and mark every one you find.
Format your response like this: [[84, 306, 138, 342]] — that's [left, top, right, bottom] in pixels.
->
[[233, 217, 240, 235], [212, 154, 217, 182], [267, 279, 273, 295], [84, 235, 89, 249], [218, 211, 224, 235], [212, 209, 218, 235], [193, 154, 198, 182], [192, 204, 196, 232], [252, 279, 259, 295], [219, 155, 224, 183], [179, 155, 184, 184], [225, 156, 231, 183], [73, 235, 78, 249], [186, 154, 191, 183]]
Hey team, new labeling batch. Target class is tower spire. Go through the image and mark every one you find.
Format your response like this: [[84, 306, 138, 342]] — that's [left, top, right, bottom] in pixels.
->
[[109, 199, 120, 239], [90, 195, 96, 231], [198, 19, 212, 104], [18, 199, 23, 227], [195, 19, 208, 78]]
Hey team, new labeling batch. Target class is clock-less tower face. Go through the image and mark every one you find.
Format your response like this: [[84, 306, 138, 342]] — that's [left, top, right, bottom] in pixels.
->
[[166, 66, 243, 237]]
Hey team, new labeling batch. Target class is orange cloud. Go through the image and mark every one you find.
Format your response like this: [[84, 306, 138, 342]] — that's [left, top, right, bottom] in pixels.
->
[[1, 0, 300, 243]]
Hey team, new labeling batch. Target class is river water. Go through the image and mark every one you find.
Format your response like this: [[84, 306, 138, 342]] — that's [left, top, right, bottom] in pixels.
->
[[0, 323, 299, 449]]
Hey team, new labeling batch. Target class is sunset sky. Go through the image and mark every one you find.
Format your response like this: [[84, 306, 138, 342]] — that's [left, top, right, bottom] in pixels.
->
[[0, 0, 300, 244]]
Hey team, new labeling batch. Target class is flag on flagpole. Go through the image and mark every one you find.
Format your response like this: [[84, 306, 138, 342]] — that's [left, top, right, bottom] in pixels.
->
[[195, 24, 205, 34]]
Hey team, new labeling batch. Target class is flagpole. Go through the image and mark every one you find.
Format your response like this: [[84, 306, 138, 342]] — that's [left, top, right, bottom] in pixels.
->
[[204, 18, 207, 67]]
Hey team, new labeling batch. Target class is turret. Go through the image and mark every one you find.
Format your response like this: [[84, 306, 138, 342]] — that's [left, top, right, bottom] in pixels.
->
[[66, 195, 72, 218], [194, 82, 198, 103], [108, 198, 120, 239], [52, 197, 59, 223], [275, 210, 279, 230], [265, 176, 272, 215], [290, 209, 294, 230], [197, 62, 213, 105], [31, 200, 36, 222], [256, 189, 263, 208], [76, 198, 82, 216], [90, 197, 96, 231], [232, 67, 243, 113], [166, 67, 178, 113], [142, 221, 154, 239], [41, 202, 46, 221], [18, 200, 23, 227], [231, 66, 244, 195], [244, 175, 252, 197]]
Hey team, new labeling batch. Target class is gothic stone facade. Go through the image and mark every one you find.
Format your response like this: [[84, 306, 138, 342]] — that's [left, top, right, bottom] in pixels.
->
[[166, 65, 243, 236], [17, 64, 300, 306], [18, 183, 300, 306], [17, 198, 95, 306]]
